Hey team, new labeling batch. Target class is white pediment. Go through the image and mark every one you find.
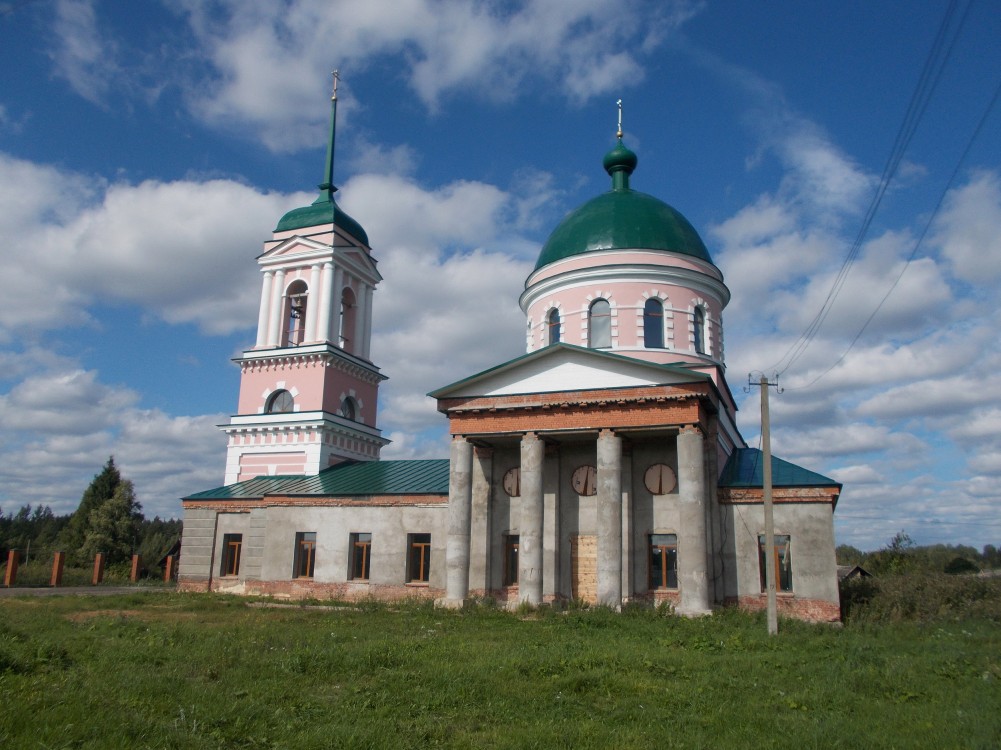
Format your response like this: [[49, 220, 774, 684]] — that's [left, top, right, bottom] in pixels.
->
[[433, 345, 706, 398], [260, 236, 330, 261]]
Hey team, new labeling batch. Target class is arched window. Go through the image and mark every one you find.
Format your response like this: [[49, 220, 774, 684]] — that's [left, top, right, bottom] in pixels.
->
[[643, 298, 664, 348], [547, 308, 561, 345], [693, 306, 706, 354], [266, 389, 294, 414], [339, 287, 357, 353], [339, 397, 356, 421], [283, 280, 308, 347], [588, 299, 611, 349]]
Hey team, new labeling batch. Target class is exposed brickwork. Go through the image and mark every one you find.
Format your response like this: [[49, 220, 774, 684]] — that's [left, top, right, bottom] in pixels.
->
[[719, 487, 840, 506], [446, 397, 706, 436], [439, 382, 712, 412], [728, 595, 841, 623], [183, 494, 448, 511]]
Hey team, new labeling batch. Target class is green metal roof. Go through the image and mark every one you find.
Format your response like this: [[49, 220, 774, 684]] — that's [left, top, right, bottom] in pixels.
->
[[719, 448, 840, 489], [275, 193, 370, 245], [534, 139, 712, 271], [184, 459, 449, 501]]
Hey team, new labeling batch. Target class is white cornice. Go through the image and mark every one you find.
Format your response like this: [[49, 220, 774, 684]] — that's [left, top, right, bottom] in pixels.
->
[[235, 344, 386, 384], [222, 410, 387, 441]]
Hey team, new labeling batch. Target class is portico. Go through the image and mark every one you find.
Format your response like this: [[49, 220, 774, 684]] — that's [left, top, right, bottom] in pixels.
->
[[432, 344, 722, 614]]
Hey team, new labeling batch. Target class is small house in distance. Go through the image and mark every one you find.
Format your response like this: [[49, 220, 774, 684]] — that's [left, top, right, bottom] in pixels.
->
[[179, 93, 843, 622]]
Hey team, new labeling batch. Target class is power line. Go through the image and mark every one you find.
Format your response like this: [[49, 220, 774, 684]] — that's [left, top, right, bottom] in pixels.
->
[[770, 0, 973, 377], [791, 75, 1001, 390]]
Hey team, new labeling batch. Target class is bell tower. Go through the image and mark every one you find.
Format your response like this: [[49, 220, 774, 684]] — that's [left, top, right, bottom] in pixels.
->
[[222, 73, 389, 484]]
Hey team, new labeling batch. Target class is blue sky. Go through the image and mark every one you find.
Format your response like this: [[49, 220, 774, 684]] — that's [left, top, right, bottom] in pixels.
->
[[1, 0, 999, 551]]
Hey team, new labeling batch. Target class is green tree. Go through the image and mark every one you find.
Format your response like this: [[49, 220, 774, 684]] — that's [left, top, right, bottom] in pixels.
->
[[80, 480, 143, 565], [61, 457, 122, 563], [836, 544, 864, 566]]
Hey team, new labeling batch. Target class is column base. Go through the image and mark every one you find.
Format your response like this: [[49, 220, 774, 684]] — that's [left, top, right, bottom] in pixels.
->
[[675, 605, 713, 618], [435, 597, 472, 610]]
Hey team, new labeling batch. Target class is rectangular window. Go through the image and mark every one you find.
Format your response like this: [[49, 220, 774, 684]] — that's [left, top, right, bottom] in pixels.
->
[[759, 534, 793, 592], [503, 534, 520, 586], [350, 533, 372, 581], [221, 533, 242, 577], [407, 533, 431, 583], [649, 534, 678, 589], [293, 532, 316, 579]]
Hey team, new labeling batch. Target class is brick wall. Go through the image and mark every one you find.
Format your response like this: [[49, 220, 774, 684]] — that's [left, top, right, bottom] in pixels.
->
[[728, 595, 841, 624]]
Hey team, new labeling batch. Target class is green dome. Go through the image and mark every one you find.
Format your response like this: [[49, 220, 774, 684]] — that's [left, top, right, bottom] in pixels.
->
[[275, 191, 369, 245], [535, 140, 711, 271]]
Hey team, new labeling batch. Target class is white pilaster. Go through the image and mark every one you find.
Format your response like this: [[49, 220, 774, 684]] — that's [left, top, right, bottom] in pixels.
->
[[331, 266, 344, 345], [317, 262, 334, 344], [305, 264, 321, 342], [255, 271, 274, 348], [362, 285, 374, 360], [266, 269, 286, 347], [355, 282, 369, 358]]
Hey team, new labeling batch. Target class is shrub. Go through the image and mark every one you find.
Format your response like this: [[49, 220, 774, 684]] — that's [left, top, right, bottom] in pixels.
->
[[843, 571, 1001, 624]]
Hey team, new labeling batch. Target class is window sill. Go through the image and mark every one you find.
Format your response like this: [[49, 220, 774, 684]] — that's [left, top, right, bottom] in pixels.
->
[[405, 581, 429, 587]]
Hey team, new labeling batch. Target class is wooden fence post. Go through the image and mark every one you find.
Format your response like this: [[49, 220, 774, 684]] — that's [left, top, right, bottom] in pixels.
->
[[3, 550, 19, 587], [130, 554, 142, 582], [164, 554, 177, 582], [50, 551, 65, 587], [92, 553, 105, 585]]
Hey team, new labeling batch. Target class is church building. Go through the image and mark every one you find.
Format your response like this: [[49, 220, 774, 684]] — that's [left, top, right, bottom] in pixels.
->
[[179, 90, 843, 622]]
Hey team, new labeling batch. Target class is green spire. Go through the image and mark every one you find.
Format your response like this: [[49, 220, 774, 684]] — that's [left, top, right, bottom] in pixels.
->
[[273, 72, 370, 244], [317, 70, 339, 199]]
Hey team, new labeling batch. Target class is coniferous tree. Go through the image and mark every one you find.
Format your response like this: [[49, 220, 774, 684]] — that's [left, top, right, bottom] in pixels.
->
[[80, 480, 143, 565], [61, 457, 123, 563]]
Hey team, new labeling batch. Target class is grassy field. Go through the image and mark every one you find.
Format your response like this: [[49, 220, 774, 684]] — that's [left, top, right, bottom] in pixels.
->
[[1, 592, 999, 749]]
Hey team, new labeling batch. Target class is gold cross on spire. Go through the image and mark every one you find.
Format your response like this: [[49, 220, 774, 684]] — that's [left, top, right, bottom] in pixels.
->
[[616, 99, 623, 139], [332, 70, 340, 101]]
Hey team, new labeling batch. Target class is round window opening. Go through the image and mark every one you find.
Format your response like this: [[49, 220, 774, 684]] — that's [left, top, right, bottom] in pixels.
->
[[340, 397, 356, 420], [266, 389, 294, 414]]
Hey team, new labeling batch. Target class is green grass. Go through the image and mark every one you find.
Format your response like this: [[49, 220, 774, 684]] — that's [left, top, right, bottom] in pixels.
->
[[1, 593, 998, 749]]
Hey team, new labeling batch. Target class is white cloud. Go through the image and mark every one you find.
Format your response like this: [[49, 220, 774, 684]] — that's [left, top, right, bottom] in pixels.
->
[[174, 0, 697, 149], [933, 170, 1001, 284], [49, 0, 116, 104], [0, 359, 225, 519], [0, 153, 299, 339]]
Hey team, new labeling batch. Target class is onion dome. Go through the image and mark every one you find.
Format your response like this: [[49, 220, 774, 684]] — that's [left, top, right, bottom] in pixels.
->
[[275, 192, 369, 245], [534, 139, 711, 270]]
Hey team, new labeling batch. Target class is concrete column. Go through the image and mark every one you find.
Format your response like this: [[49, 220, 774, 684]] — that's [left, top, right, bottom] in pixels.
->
[[305, 264, 322, 342], [255, 271, 274, 347], [443, 436, 474, 606], [596, 429, 623, 608], [620, 447, 633, 600], [468, 446, 493, 595], [519, 432, 544, 605], [678, 425, 711, 615], [266, 269, 286, 347], [317, 262, 334, 344], [542, 444, 560, 599], [330, 267, 344, 345]]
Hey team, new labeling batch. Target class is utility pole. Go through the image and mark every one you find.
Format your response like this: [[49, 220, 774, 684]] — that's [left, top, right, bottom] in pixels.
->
[[748, 374, 780, 635]]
